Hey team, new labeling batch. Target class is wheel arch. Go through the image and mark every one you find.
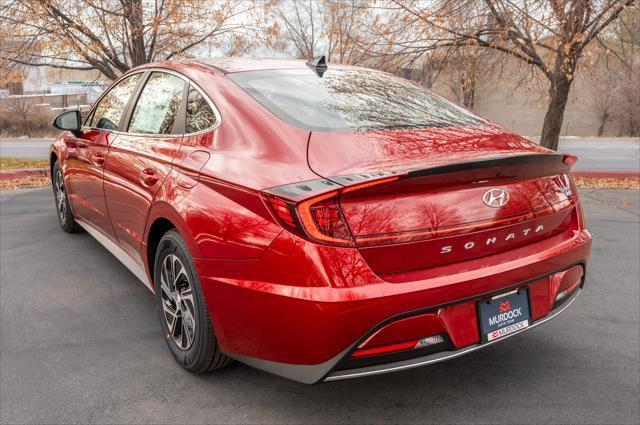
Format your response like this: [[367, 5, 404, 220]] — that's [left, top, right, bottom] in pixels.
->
[[143, 201, 201, 289], [49, 151, 58, 176]]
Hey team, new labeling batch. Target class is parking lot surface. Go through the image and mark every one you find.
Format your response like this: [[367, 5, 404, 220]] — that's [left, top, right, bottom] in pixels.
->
[[1, 187, 638, 424]]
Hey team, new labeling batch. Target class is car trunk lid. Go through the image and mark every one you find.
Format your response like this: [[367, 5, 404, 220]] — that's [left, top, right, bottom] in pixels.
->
[[307, 125, 578, 274]]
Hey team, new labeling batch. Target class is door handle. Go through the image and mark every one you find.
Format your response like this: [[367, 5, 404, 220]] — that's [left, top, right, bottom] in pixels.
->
[[92, 151, 105, 165], [140, 168, 159, 186]]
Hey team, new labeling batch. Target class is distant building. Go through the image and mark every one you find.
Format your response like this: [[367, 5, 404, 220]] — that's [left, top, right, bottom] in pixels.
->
[[48, 81, 109, 103], [2, 66, 109, 101]]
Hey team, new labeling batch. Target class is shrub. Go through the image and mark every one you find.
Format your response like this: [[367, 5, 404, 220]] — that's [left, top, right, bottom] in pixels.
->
[[0, 97, 58, 137]]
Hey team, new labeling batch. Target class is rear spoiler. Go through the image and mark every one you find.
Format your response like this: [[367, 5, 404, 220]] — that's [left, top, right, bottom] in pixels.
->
[[382, 153, 576, 188], [266, 153, 577, 201], [407, 153, 575, 179]]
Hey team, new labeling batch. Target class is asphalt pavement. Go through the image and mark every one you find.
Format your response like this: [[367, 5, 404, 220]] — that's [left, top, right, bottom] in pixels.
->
[[1, 137, 639, 172], [0, 187, 639, 424], [0, 139, 53, 159], [553, 138, 640, 172]]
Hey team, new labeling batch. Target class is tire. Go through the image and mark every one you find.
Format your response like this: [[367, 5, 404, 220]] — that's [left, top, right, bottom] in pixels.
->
[[155, 229, 232, 373], [52, 161, 82, 233]]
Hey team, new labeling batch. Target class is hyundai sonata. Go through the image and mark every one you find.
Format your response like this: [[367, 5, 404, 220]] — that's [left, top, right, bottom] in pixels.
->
[[50, 57, 591, 383]]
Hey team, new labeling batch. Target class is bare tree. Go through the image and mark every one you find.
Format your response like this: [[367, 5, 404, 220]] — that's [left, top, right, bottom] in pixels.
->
[[269, 1, 441, 81], [584, 3, 639, 136], [389, 0, 635, 150], [275, 0, 321, 59], [324, 0, 378, 64], [591, 79, 616, 136], [438, 46, 497, 108], [0, 0, 257, 80], [611, 68, 640, 136], [272, 0, 377, 65]]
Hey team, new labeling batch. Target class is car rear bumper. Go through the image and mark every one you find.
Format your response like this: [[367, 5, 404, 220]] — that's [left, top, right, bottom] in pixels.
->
[[195, 227, 591, 384], [325, 285, 582, 381]]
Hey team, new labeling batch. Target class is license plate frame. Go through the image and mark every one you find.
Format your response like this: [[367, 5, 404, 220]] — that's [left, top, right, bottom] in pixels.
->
[[478, 288, 531, 343]]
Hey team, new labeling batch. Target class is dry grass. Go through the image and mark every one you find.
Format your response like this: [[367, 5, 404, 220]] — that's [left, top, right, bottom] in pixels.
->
[[574, 176, 640, 190], [0, 157, 49, 170], [0, 176, 50, 190]]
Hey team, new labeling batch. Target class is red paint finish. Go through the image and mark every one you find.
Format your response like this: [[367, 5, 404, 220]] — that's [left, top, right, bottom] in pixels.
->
[[438, 301, 481, 348], [307, 124, 548, 178], [50, 58, 592, 380], [195, 230, 590, 364], [64, 129, 114, 237], [357, 313, 445, 349], [358, 206, 576, 274], [340, 174, 573, 245], [104, 133, 183, 264]]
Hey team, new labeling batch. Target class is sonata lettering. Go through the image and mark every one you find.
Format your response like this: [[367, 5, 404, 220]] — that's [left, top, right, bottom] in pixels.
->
[[440, 225, 545, 254]]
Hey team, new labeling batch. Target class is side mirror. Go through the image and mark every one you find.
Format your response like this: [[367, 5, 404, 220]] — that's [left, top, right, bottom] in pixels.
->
[[53, 110, 83, 136]]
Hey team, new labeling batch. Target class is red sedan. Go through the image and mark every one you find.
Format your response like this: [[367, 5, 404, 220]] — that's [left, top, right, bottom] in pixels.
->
[[50, 57, 591, 383]]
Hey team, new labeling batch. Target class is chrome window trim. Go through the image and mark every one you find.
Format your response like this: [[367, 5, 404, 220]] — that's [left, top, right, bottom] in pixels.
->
[[82, 67, 221, 137], [82, 69, 147, 129], [184, 80, 222, 136], [124, 71, 188, 137]]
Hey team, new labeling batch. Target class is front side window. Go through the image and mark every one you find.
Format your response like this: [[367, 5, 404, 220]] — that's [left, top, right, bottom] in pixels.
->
[[91, 73, 142, 130], [229, 69, 486, 132], [128, 72, 185, 135], [186, 86, 216, 133]]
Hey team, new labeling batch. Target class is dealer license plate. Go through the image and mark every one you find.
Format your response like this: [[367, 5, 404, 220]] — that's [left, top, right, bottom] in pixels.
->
[[478, 288, 531, 343]]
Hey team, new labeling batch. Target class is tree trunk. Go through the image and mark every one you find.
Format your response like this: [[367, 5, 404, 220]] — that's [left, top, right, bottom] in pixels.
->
[[123, 0, 146, 67], [464, 85, 475, 109], [540, 75, 572, 151], [597, 110, 609, 137]]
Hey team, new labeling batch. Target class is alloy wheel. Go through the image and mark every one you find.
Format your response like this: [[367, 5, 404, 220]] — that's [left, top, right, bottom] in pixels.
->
[[160, 253, 196, 350], [55, 169, 67, 224]]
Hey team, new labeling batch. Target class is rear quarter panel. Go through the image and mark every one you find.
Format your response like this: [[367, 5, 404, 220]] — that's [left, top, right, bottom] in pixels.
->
[[136, 63, 317, 284], [142, 131, 283, 285]]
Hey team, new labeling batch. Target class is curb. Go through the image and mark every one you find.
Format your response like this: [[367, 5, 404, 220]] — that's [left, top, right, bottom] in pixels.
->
[[0, 168, 50, 180], [572, 171, 639, 179]]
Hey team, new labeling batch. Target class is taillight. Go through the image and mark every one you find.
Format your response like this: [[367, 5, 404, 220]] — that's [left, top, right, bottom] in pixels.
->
[[563, 154, 578, 167], [267, 196, 296, 227], [262, 174, 401, 247], [265, 190, 354, 247], [298, 191, 353, 245]]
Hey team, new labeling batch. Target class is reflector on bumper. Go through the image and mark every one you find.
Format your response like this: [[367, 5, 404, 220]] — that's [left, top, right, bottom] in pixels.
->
[[351, 334, 446, 358]]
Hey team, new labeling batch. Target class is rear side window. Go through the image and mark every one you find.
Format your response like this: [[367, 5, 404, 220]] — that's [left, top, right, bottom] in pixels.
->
[[229, 69, 485, 132], [186, 86, 216, 133], [128, 72, 185, 135], [91, 73, 142, 130]]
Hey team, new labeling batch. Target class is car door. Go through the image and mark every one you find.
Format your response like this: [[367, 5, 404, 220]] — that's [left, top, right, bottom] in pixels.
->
[[103, 71, 187, 265], [65, 73, 144, 238]]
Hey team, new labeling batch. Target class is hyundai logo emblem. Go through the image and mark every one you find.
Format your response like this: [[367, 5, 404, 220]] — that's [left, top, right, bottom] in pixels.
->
[[482, 188, 509, 208]]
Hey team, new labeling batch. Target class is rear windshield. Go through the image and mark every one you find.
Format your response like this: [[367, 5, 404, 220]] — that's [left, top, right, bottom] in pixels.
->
[[228, 68, 485, 132]]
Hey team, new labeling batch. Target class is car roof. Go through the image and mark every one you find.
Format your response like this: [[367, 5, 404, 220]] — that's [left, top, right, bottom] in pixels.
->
[[196, 58, 311, 73]]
